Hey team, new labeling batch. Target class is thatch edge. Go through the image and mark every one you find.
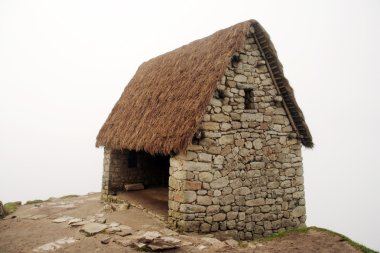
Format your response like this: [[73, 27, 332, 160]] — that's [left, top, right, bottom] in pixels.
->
[[251, 22, 313, 148]]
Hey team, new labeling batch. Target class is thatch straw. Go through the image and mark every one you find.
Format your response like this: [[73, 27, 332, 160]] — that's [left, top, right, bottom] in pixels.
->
[[96, 20, 313, 154]]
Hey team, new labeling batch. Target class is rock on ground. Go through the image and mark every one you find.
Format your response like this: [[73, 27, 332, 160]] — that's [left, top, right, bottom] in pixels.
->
[[0, 201, 5, 218], [80, 223, 108, 236]]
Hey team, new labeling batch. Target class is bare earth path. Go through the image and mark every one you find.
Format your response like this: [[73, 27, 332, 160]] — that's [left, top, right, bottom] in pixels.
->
[[0, 193, 360, 253]]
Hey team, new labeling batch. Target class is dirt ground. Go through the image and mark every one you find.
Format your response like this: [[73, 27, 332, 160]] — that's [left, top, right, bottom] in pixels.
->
[[0, 193, 361, 253]]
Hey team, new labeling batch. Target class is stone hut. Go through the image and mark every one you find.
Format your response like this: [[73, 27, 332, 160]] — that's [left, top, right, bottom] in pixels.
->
[[96, 19, 313, 239]]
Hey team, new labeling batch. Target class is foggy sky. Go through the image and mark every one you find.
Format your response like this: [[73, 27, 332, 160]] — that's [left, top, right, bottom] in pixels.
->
[[0, 0, 379, 250]]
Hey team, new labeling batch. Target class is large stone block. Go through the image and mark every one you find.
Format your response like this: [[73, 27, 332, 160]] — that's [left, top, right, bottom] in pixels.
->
[[211, 114, 230, 122], [227, 211, 238, 220], [208, 146, 222, 155], [241, 113, 263, 122], [247, 170, 261, 178], [183, 161, 211, 172], [206, 205, 220, 214], [213, 213, 226, 222], [214, 155, 224, 165], [197, 196, 212, 205], [199, 172, 213, 183], [246, 198, 265, 207], [291, 206, 306, 218], [232, 187, 251, 196], [210, 98, 222, 107], [220, 194, 235, 205], [170, 158, 182, 168], [252, 139, 263, 150], [176, 151, 197, 161], [250, 162, 265, 169], [179, 204, 206, 213], [210, 176, 229, 189], [234, 74, 248, 82], [177, 220, 201, 232], [202, 122, 220, 131], [172, 171, 194, 180], [182, 180, 202, 190], [219, 135, 234, 145], [198, 153, 212, 162]]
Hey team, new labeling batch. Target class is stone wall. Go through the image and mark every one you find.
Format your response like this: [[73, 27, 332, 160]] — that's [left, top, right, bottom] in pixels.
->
[[101, 149, 130, 199], [168, 35, 306, 239]]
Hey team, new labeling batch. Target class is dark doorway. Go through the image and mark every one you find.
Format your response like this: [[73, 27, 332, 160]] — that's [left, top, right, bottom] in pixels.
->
[[134, 151, 169, 187], [117, 151, 170, 219]]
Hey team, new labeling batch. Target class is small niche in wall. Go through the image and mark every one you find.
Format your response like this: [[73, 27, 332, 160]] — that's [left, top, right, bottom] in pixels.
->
[[231, 54, 240, 68], [214, 89, 225, 100], [244, 88, 254, 109]]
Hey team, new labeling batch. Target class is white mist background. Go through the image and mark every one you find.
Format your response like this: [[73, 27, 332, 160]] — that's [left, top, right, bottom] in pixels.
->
[[0, 0, 379, 250]]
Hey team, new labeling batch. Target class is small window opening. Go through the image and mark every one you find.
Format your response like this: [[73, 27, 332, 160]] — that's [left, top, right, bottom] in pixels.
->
[[215, 89, 225, 99], [192, 130, 203, 145], [231, 54, 240, 68], [244, 88, 254, 109], [128, 151, 137, 168]]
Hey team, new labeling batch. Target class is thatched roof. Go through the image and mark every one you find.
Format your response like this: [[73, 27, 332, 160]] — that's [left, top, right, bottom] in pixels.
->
[[96, 20, 313, 155]]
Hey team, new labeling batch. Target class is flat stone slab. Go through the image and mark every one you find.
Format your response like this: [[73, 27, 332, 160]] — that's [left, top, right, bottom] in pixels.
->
[[33, 237, 76, 252], [201, 237, 226, 250], [69, 220, 89, 227], [52, 216, 74, 223], [135, 231, 181, 251], [28, 214, 48, 220], [109, 222, 120, 227], [80, 222, 108, 236], [147, 239, 180, 251], [142, 231, 162, 240], [135, 236, 181, 251], [68, 218, 82, 225], [124, 183, 144, 191], [105, 227, 121, 233], [52, 203, 76, 209]]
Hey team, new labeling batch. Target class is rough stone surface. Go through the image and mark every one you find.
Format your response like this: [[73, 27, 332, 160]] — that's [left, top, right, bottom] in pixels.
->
[[80, 223, 108, 236]]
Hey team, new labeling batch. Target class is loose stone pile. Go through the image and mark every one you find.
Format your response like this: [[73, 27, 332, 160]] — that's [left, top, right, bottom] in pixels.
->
[[167, 35, 306, 239]]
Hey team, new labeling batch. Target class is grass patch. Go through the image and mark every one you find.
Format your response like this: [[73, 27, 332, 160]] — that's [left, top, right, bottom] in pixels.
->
[[60, 194, 79, 199], [311, 227, 378, 253], [252, 226, 377, 253], [3, 201, 21, 215], [136, 245, 152, 252], [25, 199, 44, 205]]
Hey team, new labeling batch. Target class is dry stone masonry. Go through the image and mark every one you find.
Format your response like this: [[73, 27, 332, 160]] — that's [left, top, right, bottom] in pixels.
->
[[100, 23, 308, 240], [102, 149, 129, 198], [167, 35, 306, 239]]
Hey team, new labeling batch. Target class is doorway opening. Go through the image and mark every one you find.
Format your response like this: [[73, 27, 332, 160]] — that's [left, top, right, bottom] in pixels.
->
[[114, 150, 170, 219]]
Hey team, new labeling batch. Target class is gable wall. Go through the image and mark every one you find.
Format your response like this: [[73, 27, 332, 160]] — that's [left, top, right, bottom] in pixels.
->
[[168, 35, 306, 239]]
